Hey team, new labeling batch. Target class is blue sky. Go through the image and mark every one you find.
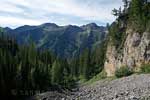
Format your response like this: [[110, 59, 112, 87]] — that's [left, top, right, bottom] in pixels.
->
[[0, 0, 123, 28]]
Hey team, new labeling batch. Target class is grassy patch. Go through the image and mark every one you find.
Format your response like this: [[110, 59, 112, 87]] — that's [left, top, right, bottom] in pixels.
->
[[83, 70, 107, 85], [140, 64, 150, 73], [115, 66, 133, 78], [78, 75, 88, 84]]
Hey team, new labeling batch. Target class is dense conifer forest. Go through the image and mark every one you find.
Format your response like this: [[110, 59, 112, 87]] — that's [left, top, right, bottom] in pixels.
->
[[0, 0, 150, 99], [0, 28, 106, 99]]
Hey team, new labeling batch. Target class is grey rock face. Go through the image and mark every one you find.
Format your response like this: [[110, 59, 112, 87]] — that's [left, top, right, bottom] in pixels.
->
[[104, 31, 150, 76]]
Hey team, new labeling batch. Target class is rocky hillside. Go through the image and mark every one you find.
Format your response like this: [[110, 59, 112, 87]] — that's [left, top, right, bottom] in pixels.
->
[[104, 0, 150, 76], [30, 74, 150, 100], [105, 29, 150, 76], [4, 23, 106, 58]]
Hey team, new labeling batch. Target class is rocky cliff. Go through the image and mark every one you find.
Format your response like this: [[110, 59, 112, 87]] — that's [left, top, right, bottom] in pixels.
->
[[104, 0, 150, 76], [104, 29, 150, 76]]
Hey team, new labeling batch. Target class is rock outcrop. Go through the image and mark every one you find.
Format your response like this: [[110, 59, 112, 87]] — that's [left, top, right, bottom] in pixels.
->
[[104, 30, 150, 76]]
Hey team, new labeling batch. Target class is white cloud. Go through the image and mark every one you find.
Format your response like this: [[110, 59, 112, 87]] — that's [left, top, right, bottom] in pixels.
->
[[0, 3, 23, 13], [0, 0, 123, 28], [0, 16, 43, 28], [24, 0, 122, 21]]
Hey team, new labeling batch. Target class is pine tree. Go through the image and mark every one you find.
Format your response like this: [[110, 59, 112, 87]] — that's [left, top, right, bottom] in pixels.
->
[[112, 8, 119, 16], [79, 49, 91, 80], [122, 0, 129, 10], [129, 0, 145, 31], [51, 59, 63, 85]]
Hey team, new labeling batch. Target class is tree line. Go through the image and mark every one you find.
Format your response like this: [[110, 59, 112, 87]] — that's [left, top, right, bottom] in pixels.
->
[[0, 28, 106, 99], [1, 0, 149, 99]]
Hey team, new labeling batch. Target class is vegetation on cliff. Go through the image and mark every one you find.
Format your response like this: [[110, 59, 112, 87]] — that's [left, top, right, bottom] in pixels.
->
[[0, 0, 150, 99], [105, 0, 150, 77], [109, 0, 150, 51]]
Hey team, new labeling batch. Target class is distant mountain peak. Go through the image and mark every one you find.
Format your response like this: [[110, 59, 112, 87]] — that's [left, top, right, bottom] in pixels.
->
[[3, 22, 106, 58], [41, 23, 58, 28], [65, 24, 80, 28], [4, 27, 12, 31], [13, 25, 37, 33], [86, 23, 98, 27], [81, 23, 102, 30]]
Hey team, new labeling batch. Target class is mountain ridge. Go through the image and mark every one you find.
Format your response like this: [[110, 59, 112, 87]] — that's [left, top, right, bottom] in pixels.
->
[[3, 22, 107, 58]]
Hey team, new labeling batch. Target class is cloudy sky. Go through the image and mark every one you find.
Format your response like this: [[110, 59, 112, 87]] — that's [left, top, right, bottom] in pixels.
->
[[0, 0, 123, 28]]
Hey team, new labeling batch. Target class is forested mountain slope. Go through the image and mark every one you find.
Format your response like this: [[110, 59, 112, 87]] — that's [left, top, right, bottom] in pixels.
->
[[4, 23, 106, 58], [0, 26, 106, 99], [0, 0, 150, 100]]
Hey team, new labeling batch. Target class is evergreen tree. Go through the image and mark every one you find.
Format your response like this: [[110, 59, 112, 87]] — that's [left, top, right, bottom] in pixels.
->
[[129, 0, 145, 31], [122, 0, 129, 10], [51, 59, 63, 85], [91, 42, 106, 76], [79, 49, 91, 80]]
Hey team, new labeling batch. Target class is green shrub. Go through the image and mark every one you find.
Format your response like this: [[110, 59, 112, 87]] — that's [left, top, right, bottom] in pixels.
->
[[140, 64, 150, 73], [115, 66, 133, 78], [84, 70, 107, 85], [146, 20, 150, 32]]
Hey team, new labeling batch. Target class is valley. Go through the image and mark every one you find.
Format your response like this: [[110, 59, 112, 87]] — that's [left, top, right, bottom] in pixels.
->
[[0, 0, 150, 100]]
